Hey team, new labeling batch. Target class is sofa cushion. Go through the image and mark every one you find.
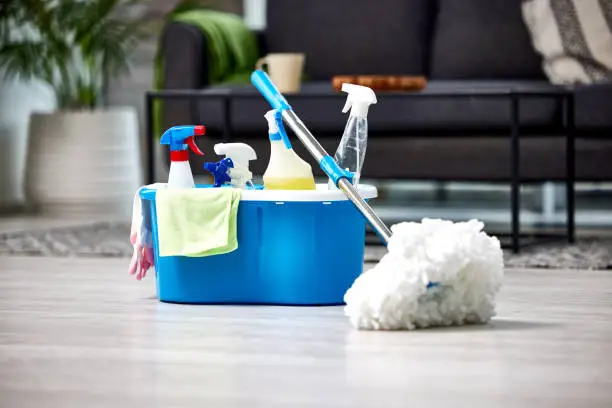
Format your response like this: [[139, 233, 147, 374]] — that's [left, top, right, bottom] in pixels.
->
[[192, 80, 574, 136], [574, 82, 612, 129], [430, 0, 545, 79], [264, 0, 434, 79]]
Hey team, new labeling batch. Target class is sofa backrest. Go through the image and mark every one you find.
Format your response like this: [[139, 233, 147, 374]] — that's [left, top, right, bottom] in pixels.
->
[[265, 0, 435, 79], [265, 0, 545, 80], [429, 0, 545, 79]]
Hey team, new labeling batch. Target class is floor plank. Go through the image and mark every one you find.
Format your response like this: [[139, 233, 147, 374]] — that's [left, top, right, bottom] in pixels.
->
[[0, 256, 611, 407]]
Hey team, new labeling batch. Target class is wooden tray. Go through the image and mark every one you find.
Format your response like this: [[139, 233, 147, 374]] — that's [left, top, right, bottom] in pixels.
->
[[332, 75, 427, 92]]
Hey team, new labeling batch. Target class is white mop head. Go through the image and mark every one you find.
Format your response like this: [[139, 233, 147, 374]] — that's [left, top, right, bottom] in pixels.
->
[[344, 218, 504, 330]]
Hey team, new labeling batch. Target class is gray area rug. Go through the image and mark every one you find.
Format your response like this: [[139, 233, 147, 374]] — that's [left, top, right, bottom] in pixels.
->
[[1, 222, 611, 270]]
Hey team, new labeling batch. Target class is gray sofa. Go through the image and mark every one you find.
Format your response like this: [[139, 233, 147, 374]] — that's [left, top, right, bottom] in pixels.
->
[[158, 0, 612, 182]]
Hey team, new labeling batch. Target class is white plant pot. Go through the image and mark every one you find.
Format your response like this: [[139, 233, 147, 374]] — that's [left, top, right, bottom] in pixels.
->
[[0, 77, 55, 209], [25, 107, 142, 218]]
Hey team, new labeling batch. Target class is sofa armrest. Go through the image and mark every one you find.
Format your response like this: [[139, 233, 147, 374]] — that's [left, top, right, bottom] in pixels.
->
[[160, 22, 266, 90], [160, 21, 210, 89], [157, 21, 209, 149]]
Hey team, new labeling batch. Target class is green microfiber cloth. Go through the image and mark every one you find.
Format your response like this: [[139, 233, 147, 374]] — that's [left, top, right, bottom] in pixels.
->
[[153, 8, 259, 140], [156, 188, 242, 257]]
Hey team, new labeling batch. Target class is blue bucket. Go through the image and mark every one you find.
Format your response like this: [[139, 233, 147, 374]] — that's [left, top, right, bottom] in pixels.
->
[[140, 184, 377, 305]]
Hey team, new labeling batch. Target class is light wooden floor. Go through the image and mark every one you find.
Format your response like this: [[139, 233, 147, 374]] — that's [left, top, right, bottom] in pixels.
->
[[0, 257, 611, 408]]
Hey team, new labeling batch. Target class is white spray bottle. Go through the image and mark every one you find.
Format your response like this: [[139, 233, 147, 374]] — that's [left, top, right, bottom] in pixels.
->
[[160, 125, 205, 188], [328, 84, 377, 189], [213, 143, 257, 189]]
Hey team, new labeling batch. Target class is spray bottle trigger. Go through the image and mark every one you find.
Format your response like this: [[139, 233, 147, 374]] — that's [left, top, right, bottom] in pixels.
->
[[342, 97, 352, 114], [186, 137, 204, 155]]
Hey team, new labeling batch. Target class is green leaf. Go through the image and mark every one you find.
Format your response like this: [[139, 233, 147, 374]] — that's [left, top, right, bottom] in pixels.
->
[[0, 0, 153, 109], [0, 41, 46, 80]]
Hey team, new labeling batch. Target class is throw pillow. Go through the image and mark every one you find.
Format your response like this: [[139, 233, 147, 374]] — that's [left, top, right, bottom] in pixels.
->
[[522, 0, 612, 84]]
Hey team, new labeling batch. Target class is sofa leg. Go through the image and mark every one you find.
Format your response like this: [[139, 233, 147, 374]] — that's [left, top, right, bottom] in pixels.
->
[[510, 94, 521, 254], [434, 182, 448, 202], [541, 182, 556, 223], [375, 181, 390, 201], [565, 94, 576, 244]]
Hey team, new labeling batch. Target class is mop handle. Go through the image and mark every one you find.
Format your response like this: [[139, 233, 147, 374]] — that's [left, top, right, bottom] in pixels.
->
[[251, 70, 392, 244]]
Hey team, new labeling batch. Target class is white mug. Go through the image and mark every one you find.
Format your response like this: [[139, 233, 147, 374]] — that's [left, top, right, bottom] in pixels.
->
[[255, 53, 305, 93]]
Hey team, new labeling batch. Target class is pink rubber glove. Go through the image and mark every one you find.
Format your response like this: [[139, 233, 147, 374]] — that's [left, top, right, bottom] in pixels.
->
[[139, 245, 155, 280], [129, 231, 154, 281], [128, 231, 142, 279]]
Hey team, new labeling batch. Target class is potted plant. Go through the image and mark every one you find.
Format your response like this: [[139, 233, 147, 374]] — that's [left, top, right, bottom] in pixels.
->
[[0, 0, 156, 216]]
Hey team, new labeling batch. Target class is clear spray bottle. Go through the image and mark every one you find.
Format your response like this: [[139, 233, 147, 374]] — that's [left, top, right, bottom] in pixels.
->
[[329, 83, 377, 189]]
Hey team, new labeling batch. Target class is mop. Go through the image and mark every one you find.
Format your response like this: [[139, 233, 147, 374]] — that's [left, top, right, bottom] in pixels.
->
[[251, 71, 504, 330]]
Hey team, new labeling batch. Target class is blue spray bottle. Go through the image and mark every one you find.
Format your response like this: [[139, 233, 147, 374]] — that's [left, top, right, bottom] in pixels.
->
[[160, 125, 205, 188]]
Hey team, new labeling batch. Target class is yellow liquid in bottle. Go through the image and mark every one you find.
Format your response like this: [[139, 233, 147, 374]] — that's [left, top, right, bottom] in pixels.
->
[[263, 177, 316, 190]]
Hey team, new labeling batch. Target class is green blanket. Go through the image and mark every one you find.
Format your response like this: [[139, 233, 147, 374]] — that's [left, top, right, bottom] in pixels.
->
[[153, 9, 259, 139]]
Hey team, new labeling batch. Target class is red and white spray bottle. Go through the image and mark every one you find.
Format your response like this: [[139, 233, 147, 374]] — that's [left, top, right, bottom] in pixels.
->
[[160, 125, 205, 188]]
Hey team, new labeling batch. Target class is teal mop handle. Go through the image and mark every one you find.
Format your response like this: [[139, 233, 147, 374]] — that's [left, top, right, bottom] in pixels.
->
[[251, 70, 392, 244]]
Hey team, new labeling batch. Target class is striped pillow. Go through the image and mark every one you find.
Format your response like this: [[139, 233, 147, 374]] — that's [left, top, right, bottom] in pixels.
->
[[522, 0, 612, 84]]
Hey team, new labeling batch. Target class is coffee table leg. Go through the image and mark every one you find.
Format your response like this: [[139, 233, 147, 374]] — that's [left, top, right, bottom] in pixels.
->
[[565, 94, 576, 243], [145, 93, 154, 185], [510, 94, 521, 253]]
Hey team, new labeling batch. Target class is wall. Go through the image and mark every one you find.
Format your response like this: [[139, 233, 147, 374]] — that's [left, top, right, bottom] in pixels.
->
[[244, 0, 266, 30]]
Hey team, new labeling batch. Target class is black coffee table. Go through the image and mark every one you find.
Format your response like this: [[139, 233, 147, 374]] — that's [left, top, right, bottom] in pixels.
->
[[145, 86, 575, 253]]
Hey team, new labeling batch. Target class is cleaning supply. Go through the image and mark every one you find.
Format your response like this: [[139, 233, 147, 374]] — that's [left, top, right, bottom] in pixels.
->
[[328, 83, 377, 189], [160, 125, 205, 188], [251, 69, 504, 330], [138, 183, 377, 304], [129, 183, 166, 280], [263, 109, 316, 190], [252, 70, 386, 240], [204, 158, 234, 187], [155, 188, 241, 257], [214, 143, 257, 188], [343, 219, 504, 330]]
